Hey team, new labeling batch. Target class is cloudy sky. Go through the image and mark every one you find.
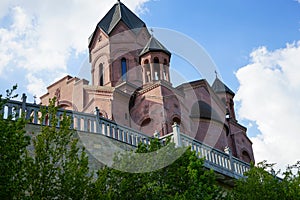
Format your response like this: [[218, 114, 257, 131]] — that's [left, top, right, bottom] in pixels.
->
[[1, 0, 300, 173]]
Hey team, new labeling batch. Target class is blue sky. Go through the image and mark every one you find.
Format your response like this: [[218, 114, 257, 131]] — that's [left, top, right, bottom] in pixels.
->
[[0, 0, 300, 172], [141, 0, 300, 87]]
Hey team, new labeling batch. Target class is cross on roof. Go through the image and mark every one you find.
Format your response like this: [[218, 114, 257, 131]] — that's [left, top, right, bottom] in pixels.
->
[[150, 28, 154, 36], [214, 70, 218, 78], [33, 95, 37, 104]]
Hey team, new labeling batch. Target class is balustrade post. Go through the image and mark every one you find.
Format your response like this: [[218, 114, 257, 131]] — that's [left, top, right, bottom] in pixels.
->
[[56, 112, 61, 128], [77, 117, 81, 130], [83, 117, 88, 131], [21, 93, 27, 114], [70, 114, 74, 129], [153, 130, 160, 138], [95, 107, 101, 134], [225, 146, 235, 172], [172, 122, 182, 147]]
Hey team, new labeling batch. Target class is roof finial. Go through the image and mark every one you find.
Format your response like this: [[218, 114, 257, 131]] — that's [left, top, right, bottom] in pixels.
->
[[150, 28, 154, 36], [33, 95, 37, 104], [117, 0, 121, 3], [214, 70, 218, 79]]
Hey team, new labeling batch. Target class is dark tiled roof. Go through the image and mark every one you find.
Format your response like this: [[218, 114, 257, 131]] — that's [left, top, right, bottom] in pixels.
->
[[99, 1, 146, 34], [139, 35, 171, 57], [89, 1, 146, 47], [212, 77, 235, 96]]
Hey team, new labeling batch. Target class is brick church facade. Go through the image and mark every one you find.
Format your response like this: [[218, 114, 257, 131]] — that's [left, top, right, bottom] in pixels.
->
[[40, 1, 254, 163]]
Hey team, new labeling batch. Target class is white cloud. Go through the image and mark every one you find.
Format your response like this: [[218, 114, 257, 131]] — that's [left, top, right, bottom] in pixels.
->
[[236, 41, 300, 172], [26, 73, 47, 98], [0, 0, 150, 97]]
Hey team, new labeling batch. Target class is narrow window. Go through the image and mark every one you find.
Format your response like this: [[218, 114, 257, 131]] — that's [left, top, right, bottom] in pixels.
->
[[99, 63, 104, 86], [121, 58, 127, 81], [153, 57, 160, 80]]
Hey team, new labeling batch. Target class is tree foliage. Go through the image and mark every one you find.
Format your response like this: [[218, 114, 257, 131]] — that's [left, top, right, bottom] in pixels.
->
[[0, 88, 92, 199], [2, 88, 300, 199], [27, 98, 93, 199], [92, 138, 225, 200], [229, 161, 300, 200], [0, 85, 31, 199]]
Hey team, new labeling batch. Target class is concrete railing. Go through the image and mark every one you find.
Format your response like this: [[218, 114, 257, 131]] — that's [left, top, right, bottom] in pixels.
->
[[1, 95, 73, 126], [1, 95, 150, 148], [160, 123, 250, 179], [1, 95, 249, 178]]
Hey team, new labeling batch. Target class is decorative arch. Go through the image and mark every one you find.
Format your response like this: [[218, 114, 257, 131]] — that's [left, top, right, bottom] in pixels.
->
[[138, 114, 151, 126], [138, 116, 153, 133], [58, 100, 78, 111], [170, 114, 185, 132], [141, 118, 151, 127], [91, 52, 109, 70], [99, 109, 108, 119], [241, 149, 251, 163], [172, 116, 181, 125]]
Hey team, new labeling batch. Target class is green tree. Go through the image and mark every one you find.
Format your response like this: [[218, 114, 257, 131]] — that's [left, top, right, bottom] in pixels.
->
[[229, 160, 300, 200], [0, 86, 31, 199], [92, 138, 225, 200], [27, 98, 93, 199], [280, 161, 300, 199]]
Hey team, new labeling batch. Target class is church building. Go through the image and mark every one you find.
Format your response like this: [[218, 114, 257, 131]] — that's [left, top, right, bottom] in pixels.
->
[[40, 1, 254, 163]]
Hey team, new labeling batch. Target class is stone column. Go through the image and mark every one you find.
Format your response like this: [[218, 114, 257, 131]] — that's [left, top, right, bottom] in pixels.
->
[[172, 122, 182, 147], [165, 66, 170, 82], [160, 64, 164, 81], [108, 59, 113, 85], [150, 63, 155, 81], [142, 66, 147, 84], [21, 93, 27, 113]]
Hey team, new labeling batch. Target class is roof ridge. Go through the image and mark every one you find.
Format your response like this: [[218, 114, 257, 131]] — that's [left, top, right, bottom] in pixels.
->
[[89, 1, 146, 47]]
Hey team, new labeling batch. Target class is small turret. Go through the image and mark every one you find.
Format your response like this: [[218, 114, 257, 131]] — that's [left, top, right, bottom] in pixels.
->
[[212, 77, 236, 120], [139, 35, 171, 84]]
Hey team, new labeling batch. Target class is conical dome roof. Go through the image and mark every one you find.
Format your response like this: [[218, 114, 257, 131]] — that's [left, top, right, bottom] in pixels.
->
[[139, 35, 171, 57], [89, 1, 146, 47]]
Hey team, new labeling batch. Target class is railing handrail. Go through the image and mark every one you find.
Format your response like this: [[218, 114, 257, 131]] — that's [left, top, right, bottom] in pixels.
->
[[1, 97, 250, 179], [98, 116, 150, 138], [164, 131, 250, 178]]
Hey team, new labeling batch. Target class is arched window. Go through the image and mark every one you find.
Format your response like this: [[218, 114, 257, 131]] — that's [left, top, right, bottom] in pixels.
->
[[141, 118, 151, 127], [153, 57, 160, 80], [99, 63, 104, 86], [242, 151, 251, 163], [121, 58, 127, 81], [163, 59, 167, 66], [143, 59, 150, 82], [173, 117, 181, 125]]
